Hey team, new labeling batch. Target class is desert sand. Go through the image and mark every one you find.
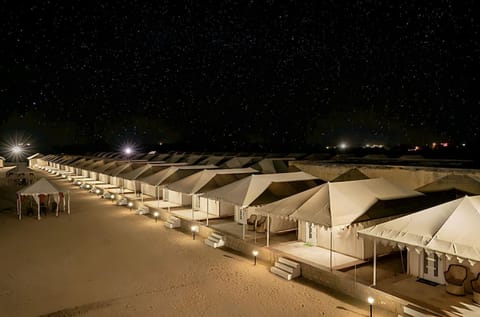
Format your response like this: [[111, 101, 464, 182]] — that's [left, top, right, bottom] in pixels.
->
[[0, 168, 395, 317]]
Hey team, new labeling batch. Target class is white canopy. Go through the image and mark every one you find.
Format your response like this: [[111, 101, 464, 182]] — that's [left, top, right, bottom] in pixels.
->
[[358, 195, 480, 262], [17, 178, 70, 220], [289, 178, 424, 227], [202, 171, 319, 207], [166, 168, 258, 194]]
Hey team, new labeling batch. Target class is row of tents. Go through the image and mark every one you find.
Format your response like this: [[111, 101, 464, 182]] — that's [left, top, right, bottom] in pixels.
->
[[32, 152, 480, 287]]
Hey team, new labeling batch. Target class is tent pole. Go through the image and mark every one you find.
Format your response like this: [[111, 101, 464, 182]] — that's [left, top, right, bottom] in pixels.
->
[[330, 229, 333, 272], [68, 192, 70, 215], [18, 195, 21, 220], [267, 214, 270, 247], [400, 248, 405, 274], [373, 239, 377, 286], [242, 207, 245, 240], [206, 198, 209, 227]]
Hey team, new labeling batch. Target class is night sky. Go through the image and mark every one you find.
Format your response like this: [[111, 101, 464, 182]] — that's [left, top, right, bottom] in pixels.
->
[[1, 1, 479, 153]]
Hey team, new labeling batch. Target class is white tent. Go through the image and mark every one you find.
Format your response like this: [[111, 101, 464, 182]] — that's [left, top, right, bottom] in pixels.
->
[[17, 178, 70, 220], [165, 168, 258, 222], [358, 196, 480, 285], [202, 172, 320, 238], [202, 171, 319, 207], [138, 165, 218, 203], [252, 178, 426, 260]]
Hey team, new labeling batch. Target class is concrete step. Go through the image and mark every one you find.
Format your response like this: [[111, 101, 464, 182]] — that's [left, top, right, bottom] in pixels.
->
[[164, 216, 180, 229], [270, 266, 293, 280], [204, 238, 225, 248], [278, 257, 301, 269], [274, 262, 296, 274], [204, 232, 225, 248]]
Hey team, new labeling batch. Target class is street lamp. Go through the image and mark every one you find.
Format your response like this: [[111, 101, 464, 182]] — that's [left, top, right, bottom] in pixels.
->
[[368, 296, 374, 317], [252, 250, 259, 266], [154, 211, 159, 222], [191, 225, 199, 240], [110, 194, 116, 203], [128, 201, 134, 211]]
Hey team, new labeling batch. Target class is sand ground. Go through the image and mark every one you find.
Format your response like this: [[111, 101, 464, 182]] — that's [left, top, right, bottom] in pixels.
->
[[0, 168, 396, 317]]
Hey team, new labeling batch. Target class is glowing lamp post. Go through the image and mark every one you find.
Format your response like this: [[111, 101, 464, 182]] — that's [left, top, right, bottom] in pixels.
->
[[110, 194, 116, 204], [191, 225, 199, 240], [95, 189, 101, 195], [368, 296, 374, 317], [153, 211, 159, 222], [128, 201, 134, 211], [252, 250, 259, 266]]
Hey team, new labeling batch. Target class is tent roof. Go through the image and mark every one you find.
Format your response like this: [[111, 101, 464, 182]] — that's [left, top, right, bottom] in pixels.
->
[[220, 156, 263, 168], [258, 178, 424, 227], [27, 153, 43, 160], [139, 165, 218, 186], [202, 171, 319, 207], [166, 168, 258, 194], [416, 174, 480, 195], [119, 163, 187, 180], [17, 178, 64, 195], [331, 168, 370, 182], [359, 196, 480, 262]]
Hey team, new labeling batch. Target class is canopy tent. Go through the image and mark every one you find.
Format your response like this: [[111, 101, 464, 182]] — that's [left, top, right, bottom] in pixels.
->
[[17, 178, 70, 220], [118, 163, 187, 196], [138, 165, 218, 202], [359, 196, 480, 262], [252, 178, 426, 259], [6, 165, 36, 185], [165, 168, 258, 223], [358, 195, 480, 285], [289, 178, 424, 227], [202, 171, 320, 207], [203, 171, 321, 239]]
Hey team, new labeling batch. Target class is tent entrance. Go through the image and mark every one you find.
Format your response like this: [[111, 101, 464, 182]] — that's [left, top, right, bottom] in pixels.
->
[[305, 222, 317, 245], [422, 251, 445, 285]]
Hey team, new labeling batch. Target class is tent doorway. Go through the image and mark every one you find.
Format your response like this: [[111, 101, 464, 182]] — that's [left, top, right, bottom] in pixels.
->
[[305, 222, 317, 245], [422, 251, 445, 284]]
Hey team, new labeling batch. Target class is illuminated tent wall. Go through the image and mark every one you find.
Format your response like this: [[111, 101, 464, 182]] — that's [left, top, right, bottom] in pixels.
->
[[16, 178, 70, 220], [359, 196, 480, 286], [27, 153, 44, 168]]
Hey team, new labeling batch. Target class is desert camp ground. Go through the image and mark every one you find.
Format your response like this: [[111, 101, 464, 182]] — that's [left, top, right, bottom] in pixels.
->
[[2, 152, 480, 316]]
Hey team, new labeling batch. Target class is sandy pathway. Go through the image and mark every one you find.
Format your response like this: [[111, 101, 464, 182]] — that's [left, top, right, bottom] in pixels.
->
[[0, 171, 395, 317]]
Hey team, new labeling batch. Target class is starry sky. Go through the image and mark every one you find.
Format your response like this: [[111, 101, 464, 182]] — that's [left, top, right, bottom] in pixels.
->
[[1, 1, 479, 153]]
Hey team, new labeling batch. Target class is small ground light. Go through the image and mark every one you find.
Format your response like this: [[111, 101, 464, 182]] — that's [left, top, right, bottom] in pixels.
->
[[252, 250, 259, 266], [368, 296, 374, 317], [110, 194, 115, 203], [95, 189, 101, 195], [128, 201, 134, 211], [154, 211, 159, 222], [191, 225, 199, 240]]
